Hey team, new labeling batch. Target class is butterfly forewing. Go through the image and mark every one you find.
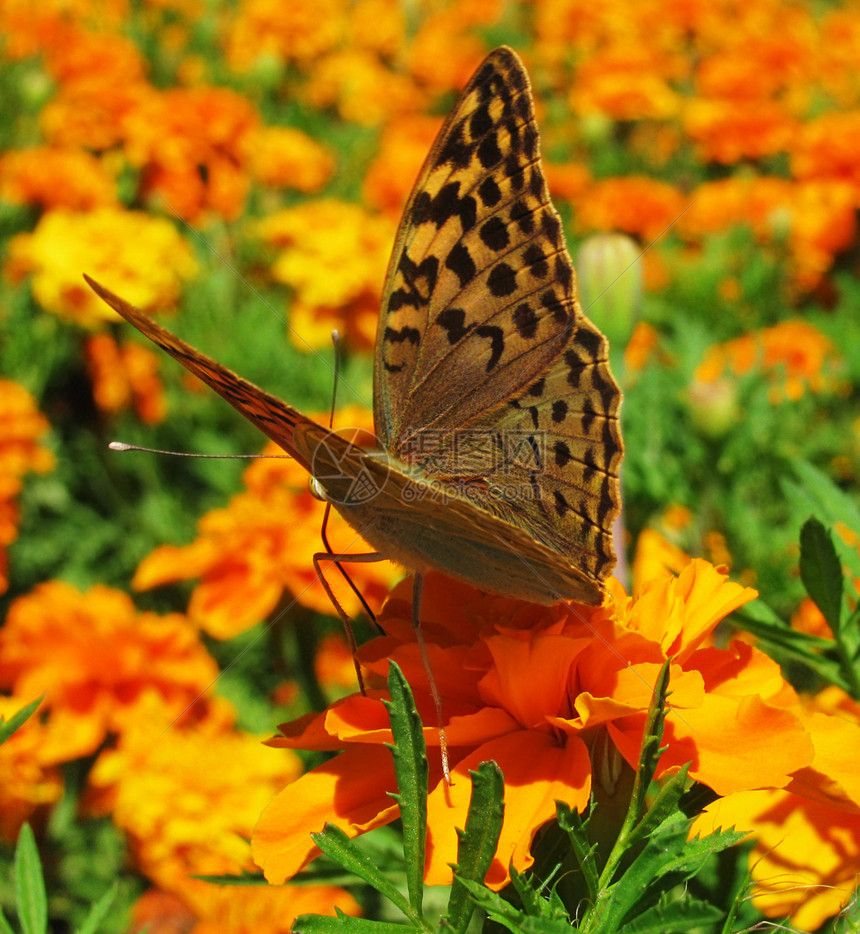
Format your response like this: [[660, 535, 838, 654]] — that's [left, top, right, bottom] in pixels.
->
[[375, 47, 580, 451]]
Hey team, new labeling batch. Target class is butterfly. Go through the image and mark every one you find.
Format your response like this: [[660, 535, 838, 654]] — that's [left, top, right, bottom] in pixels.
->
[[86, 46, 623, 613]]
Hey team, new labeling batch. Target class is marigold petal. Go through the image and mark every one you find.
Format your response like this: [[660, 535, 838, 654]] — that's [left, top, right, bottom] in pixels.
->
[[425, 731, 591, 890], [252, 745, 398, 884]]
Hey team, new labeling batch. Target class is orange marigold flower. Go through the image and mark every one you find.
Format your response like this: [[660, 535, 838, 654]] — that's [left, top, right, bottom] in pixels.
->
[[791, 111, 860, 187], [0, 381, 54, 593], [253, 562, 814, 890], [254, 201, 395, 352], [632, 527, 691, 592], [123, 86, 260, 223], [246, 126, 335, 192], [0, 147, 117, 211], [0, 581, 219, 762], [545, 162, 593, 203], [5, 207, 197, 327], [407, 12, 495, 96], [575, 176, 687, 244], [362, 116, 442, 217], [818, 10, 860, 108], [224, 0, 346, 73], [85, 334, 168, 425], [696, 686, 860, 929], [0, 697, 62, 841], [694, 320, 842, 401], [570, 46, 683, 121], [624, 320, 660, 374], [133, 415, 400, 638], [683, 99, 799, 164], [791, 597, 833, 639], [304, 49, 424, 126]]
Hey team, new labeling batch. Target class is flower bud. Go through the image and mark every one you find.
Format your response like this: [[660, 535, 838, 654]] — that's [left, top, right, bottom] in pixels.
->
[[576, 232, 642, 350]]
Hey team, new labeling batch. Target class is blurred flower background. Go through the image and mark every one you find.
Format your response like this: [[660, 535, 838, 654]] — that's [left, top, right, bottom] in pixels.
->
[[1, 0, 860, 930]]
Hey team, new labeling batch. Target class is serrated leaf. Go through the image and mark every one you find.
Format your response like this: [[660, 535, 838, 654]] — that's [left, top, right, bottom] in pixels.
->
[[452, 878, 573, 934], [0, 697, 43, 747], [624, 765, 690, 850], [311, 824, 414, 923], [384, 661, 428, 917], [291, 910, 413, 934], [618, 894, 723, 932], [556, 801, 600, 898], [631, 660, 672, 816], [800, 517, 843, 634], [14, 824, 47, 934], [444, 760, 504, 934], [74, 882, 118, 934]]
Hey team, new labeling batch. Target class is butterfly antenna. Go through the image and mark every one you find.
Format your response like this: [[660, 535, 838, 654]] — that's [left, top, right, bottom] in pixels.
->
[[109, 442, 292, 458], [411, 573, 451, 784]]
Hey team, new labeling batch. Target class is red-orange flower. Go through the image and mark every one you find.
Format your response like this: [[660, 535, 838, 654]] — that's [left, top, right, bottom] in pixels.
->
[[575, 176, 687, 244], [0, 147, 117, 210], [0, 581, 218, 762], [253, 561, 813, 890]]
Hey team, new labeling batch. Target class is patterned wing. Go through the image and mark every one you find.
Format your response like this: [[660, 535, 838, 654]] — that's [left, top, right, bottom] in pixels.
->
[[84, 276, 336, 476], [375, 47, 580, 453]]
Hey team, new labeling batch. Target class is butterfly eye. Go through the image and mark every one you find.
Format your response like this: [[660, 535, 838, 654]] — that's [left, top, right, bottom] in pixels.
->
[[308, 475, 328, 502]]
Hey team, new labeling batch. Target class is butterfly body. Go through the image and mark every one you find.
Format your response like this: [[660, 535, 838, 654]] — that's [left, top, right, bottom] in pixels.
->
[[86, 46, 623, 608]]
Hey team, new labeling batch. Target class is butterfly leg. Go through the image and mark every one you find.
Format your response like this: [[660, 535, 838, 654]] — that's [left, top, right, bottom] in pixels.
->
[[312, 537, 385, 696], [410, 573, 451, 785]]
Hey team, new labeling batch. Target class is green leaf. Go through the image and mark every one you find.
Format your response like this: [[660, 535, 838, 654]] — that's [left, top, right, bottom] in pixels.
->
[[444, 760, 504, 934], [14, 824, 47, 934], [732, 600, 850, 690], [618, 894, 723, 932], [623, 765, 690, 850], [0, 697, 43, 747], [74, 882, 118, 934], [799, 517, 843, 634], [452, 878, 573, 934], [783, 463, 860, 580], [311, 824, 415, 924], [383, 661, 428, 917], [0, 909, 14, 934], [556, 801, 600, 899], [291, 909, 414, 934], [630, 659, 671, 817]]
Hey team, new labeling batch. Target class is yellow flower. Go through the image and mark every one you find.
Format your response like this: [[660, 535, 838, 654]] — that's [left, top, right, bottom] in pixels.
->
[[5, 208, 197, 326], [0, 582, 219, 762], [246, 126, 335, 192], [254, 200, 395, 352]]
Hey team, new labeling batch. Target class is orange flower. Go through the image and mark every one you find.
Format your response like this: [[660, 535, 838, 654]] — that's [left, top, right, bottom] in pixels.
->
[[254, 201, 395, 352], [122, 86, 260, 223], [5, 207, 197, 326], [570, 46, 682, 121], [86, 334, 167, 425], [0, 147, 117, 210], [0, 697, 62, 841], [134, 414, 401, 638], [0, 381, 54, 593], [683, 99, 798, 163], [362, 115, 442, 217], [253, 561, 813, 890], [694, 320, 842, 401], [575, 176, 687, 244], [696, 687, 860, 929], [0, 581, 219, 762], [791, 111, 860, 188]]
